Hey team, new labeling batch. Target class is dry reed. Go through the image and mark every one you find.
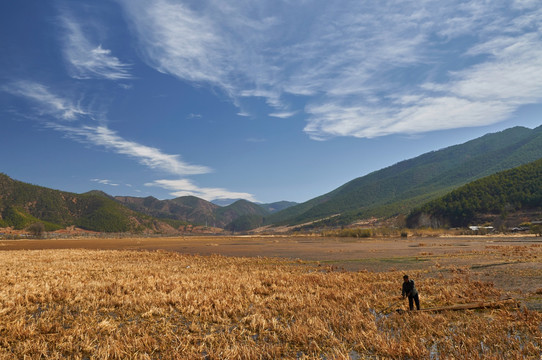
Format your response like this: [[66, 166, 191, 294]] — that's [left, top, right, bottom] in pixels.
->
[[0, 248, 540, 359]]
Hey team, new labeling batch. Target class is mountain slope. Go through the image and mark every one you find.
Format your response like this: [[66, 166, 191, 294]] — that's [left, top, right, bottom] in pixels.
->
[[267, 125, 542, 227], [215, 200, 269, 224], [115, 195, 217, 225], [0, 174, 172, 233], [115, 196, 271, 228], [259, 201, 298, 214], [407, 158, 542, 228]]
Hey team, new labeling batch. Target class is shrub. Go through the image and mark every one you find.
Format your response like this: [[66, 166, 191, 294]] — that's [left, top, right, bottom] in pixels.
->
[[27, 222, 45, 238]]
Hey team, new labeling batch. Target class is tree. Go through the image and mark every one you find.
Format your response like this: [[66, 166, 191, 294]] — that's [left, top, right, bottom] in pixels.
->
[[27, 222, 45, 238]]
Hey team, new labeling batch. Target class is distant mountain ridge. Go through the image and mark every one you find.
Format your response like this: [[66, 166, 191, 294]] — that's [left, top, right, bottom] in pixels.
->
[[2, 125, 541, 233], [212, 198, 298, 213], [266, 125, 542, 227], [0, 172, 297, 233], [114, 196, 295, 228], [0, 174, 173, 233], [114, 195, 219, 226]]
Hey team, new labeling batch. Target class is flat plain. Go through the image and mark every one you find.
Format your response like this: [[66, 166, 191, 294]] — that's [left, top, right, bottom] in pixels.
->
[[0, 235, 541, 359]]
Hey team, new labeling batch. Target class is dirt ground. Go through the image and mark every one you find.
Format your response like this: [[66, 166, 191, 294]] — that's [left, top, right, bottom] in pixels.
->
[[1, 234, 541, 308]]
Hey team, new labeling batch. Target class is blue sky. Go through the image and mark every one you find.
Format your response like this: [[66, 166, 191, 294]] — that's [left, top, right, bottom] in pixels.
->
[[1, 0, 541, 204]]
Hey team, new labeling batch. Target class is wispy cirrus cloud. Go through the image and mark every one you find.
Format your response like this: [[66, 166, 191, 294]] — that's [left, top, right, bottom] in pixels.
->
[[50, 124, 211, 176], [3, 80, 210, 176], [2, 80, 88, 120], [118, 0, 542, 138], [61, 13, 132, 80], [3, 79, 257, 200], [145, 179, 257, 202], [91, 178, 119, 186], [269, 111, 297, 119], [305, 28, 542, 138]]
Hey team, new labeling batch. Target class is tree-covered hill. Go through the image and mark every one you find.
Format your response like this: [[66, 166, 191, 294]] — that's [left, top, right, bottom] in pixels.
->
[[407, 158, 542, 228], [0, 174, 173, 233], [115, 195, 217, 226], [266, 125, 542, 227], [115, 196, 273, 228], [215, 200, 269, 225], [0, 173, 293, 233]]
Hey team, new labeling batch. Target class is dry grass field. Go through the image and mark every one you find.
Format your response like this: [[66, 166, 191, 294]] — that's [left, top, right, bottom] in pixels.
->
[[0, 236, 541, 359]]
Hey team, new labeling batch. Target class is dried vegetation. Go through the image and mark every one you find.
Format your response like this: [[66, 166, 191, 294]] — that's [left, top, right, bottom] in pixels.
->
[[0, 248, 540, 359]]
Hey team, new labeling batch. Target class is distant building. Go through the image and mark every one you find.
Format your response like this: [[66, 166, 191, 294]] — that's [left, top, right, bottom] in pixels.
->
[[469, 225, 494, 232]]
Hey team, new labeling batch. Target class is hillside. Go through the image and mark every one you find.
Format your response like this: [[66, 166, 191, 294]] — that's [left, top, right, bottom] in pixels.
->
[[267, 125, 542, 227], [212, 199, 297, 213], [0, 173, 294, 233], [0, 174, 173, 233], [115, 196, 272, 228], [115, 195, 217, 226], [407, 158, 542, 228], [259, 201, 298, 214]]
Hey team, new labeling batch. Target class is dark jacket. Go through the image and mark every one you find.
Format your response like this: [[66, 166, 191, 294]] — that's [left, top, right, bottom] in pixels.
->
[[402, 279, 418, 297]]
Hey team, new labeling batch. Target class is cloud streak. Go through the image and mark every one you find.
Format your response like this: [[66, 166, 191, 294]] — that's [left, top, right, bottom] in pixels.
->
[[50, 124, 212, 176], [61, 13, 132, 80], [119, 0, 542, 138], [91, 178, 119, 186], [2, 81, 88, 120], [3, 80, 210, 176], [146, 179, 257, 202], [3, 79, 258, 200]]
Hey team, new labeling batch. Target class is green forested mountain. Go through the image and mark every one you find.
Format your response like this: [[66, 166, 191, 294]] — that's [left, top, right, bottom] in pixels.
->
[[216, 200, 269, 225], [0, 174, 171, 233], [267, 125, 542, 227], [115, 196, 270, 228], [407, 158, 542, 228], [115, 195, 218, 226], [0, 172, 291, 233], [3, 125, 541, 233]]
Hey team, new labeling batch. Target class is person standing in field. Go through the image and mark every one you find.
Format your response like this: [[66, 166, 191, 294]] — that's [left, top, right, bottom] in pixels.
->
[[402, 275, 420, 310]]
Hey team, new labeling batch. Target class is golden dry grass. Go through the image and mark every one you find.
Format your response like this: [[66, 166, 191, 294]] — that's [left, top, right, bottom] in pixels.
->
[[0, 249, 540, 359]]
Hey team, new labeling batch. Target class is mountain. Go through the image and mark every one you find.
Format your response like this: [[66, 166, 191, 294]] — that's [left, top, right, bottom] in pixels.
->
[[0, 172, 294, 233], [211, 198, 242, 206], [407, 158, 542, 228], [212, 199, 297, 213], [115, 195, 217, 226], [0, 174, 175, 233], [266, 125, 542, 227], [260, 201, 298, 214], [115, 196, 271, 228], [215, 200, 269, 223]]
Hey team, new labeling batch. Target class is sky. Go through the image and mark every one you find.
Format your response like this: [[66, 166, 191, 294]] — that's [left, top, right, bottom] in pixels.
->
[[1, 0, 541, 204]]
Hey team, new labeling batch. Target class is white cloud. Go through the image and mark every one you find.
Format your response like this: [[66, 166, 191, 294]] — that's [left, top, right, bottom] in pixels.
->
[[269, 111, 297, 119], [119, 0, 226, 85], [146, 179, 257, 202], [91, 178, 119, 186], [2, 81, 88, 120], [237, 111, 251, 117], [50, 124, 211, 176], [119, 0, 542, 139], [3, 80, 211, 176], [61, 14, 132, 80]]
